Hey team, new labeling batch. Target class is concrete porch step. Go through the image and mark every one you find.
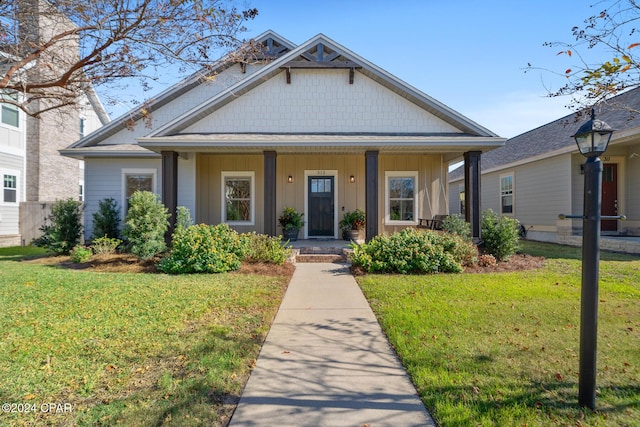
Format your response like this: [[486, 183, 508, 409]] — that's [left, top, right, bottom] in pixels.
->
[[288, 247, 354, 263], [295, 253, 346, 263]]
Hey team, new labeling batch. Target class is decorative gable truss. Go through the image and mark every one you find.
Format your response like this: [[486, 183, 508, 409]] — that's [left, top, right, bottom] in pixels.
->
[[240, 36, 292, 73], [280, 42, 362, 84]]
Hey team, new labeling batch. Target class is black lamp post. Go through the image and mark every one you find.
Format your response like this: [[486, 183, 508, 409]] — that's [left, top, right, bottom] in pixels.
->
[[571, 108, 614, 410]]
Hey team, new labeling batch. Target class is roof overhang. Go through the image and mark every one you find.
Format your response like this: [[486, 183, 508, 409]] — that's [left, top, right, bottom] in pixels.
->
[[136, 133, 505, 155], [59, 144, 160, 160]]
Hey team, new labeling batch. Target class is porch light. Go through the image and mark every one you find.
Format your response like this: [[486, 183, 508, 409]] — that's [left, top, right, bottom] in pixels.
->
[[287, 175, 293, 183], [349, 175, 355, 183], [572, 108, 614, 158]]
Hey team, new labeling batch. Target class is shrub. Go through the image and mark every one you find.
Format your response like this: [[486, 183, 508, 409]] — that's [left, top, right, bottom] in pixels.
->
[[91, 236, 122, 255], [122, 191, 170, 260], [442, 214, 471, 241], [438, 232, 478, 267], [481, 209, 521, 261], [92, 198, 120, 240], [351, 228, 467, 274], [478, 254, 497, 267], [69, 245, 92, 263], [33, 199, 83, 255], [159, 223, 245, 274], [175, 206, 193, 232], [242, 232, 291, 265]]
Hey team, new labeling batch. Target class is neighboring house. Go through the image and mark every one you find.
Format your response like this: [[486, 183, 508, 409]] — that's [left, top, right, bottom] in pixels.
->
[[0, 1, 109, 246], [449, 87, 640, 249], [62, 31, 504, 241]]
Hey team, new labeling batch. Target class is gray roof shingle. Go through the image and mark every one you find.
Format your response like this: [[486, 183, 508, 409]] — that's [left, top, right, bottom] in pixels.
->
[[450, 87, 640, 180]]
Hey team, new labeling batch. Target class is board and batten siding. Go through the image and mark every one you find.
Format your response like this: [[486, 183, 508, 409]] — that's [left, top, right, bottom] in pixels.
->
[[278, 154, 365, 239], [196, 154, 264, 234], [379, 154, 447, 235]]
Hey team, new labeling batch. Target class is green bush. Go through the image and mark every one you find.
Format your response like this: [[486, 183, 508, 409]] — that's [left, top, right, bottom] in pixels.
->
[[122, 191, 170, 260], [33, 199, 83, 255], [91, 236, 122, 255], [175, 206, 193, 232], [442, 214, 471, 241], [92, 198, 120, 240], [69, 245, 92, 263], [351, 228, 471, 274], [481, 209, 521, 261], [159, 223, 245, 274], [242, 233, 291, 265]]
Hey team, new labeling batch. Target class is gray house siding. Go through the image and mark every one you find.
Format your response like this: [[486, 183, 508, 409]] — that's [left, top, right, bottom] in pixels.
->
[[84, 158, 161, 240]]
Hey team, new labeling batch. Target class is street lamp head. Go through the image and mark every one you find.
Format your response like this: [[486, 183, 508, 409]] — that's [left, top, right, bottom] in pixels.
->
[[572, 108, 614, 158]]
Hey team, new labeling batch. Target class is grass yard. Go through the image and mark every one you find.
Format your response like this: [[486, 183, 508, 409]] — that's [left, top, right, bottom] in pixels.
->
[[357, 241, 640, 427], [0, 247, 290, 426]]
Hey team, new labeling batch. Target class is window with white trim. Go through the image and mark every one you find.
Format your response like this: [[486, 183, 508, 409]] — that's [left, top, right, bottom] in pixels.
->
[[3, 173, 17, 203], [1, 105, 19, 127], [500, 173, 514, 214], [1, 91, 20, 128], [122, 169, 156, 213], [385, 171, 418, 224], [221, 172, 254, 225]]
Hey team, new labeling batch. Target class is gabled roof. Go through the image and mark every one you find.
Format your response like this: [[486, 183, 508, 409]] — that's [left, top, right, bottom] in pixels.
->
[[450, 87, 640, 181], [148, 33, 499, 138], [64, 31, 505, 158], [68, 30, 296, 149]]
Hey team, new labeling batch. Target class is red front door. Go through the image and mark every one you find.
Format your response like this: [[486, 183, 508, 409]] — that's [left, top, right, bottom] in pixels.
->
[[601, 163, 618, 232]]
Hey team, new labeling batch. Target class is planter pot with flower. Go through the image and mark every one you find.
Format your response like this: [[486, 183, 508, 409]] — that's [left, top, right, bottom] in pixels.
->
[[339, 208, 366, 241], [279, 207, 304, 241]]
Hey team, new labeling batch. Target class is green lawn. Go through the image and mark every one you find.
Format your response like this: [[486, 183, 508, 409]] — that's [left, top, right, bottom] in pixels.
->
[[357, 241, 640, 427], [0, 247, 289, 426]]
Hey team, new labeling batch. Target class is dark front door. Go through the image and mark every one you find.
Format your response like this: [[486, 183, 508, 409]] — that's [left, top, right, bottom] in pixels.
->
[[308, 176, 334, 237], [601, 163, 618, 232]]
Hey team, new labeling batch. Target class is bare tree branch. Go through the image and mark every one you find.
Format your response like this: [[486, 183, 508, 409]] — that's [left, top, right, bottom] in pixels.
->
[[0, 0, 258, 117]]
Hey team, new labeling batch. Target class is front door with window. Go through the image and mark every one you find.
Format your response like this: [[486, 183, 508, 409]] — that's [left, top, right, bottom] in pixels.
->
[[601, 163, 618, 232], [308, 176, 334, 237]]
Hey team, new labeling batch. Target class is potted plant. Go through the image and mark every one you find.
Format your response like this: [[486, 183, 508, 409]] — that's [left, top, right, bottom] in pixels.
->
[[279, 206, 304, 241], [339, 208, 366, 241]]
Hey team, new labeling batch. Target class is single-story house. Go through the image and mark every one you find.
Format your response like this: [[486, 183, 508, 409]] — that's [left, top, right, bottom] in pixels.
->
[[62, 31, 505, 241], [449, 87, 640, 249]]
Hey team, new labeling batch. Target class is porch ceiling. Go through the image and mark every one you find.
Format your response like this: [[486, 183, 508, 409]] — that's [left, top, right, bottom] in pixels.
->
[[137, 132, 505, 154]]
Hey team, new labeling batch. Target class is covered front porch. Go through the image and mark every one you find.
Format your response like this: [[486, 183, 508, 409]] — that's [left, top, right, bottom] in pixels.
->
[[144, 135, 493, 242]]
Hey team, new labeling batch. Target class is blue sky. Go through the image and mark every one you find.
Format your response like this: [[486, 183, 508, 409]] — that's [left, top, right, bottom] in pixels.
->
[[104, 0, 597, 138]]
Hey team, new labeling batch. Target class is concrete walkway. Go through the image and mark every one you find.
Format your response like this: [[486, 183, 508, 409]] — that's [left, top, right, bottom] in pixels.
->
[[229, 263, 435, 427]]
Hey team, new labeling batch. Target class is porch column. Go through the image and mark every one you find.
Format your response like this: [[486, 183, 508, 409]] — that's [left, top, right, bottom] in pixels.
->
[[161, 150, 178, 244], [464, 150, 482, 243], [264, 151, 277, 236], [365, 150, 379, 242]]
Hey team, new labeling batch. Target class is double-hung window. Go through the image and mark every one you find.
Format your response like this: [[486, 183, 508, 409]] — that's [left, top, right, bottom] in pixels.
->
[[122, 169, 156, 214], [222, 172, 254, 225], [385, 171, 418, 224], [3, 173, 17, 203], [500, 173, 514, 214]]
